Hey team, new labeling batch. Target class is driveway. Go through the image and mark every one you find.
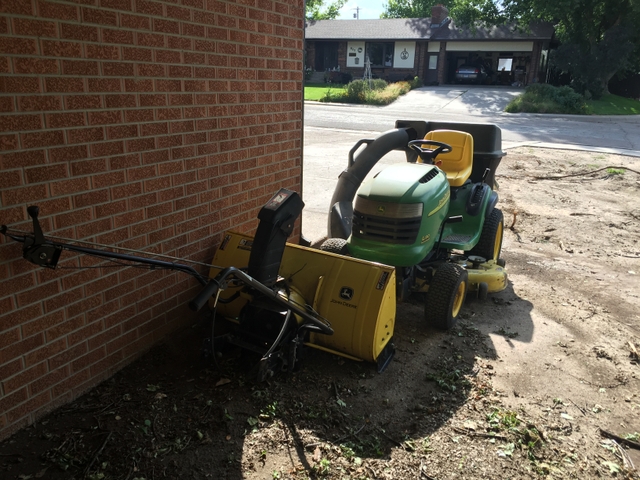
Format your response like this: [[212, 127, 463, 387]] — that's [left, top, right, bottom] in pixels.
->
[[389, 85, 522, 116], [302, 86, 640, 241]]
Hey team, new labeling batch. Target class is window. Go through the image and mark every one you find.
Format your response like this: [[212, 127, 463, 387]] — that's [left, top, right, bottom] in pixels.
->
[[428, 55, 438, 70], [498, 58, 513, 71], [366, 42, 394, 67]]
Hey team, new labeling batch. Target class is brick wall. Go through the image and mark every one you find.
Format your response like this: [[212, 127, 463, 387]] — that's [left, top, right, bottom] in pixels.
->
[[0, 0, 304, 439]]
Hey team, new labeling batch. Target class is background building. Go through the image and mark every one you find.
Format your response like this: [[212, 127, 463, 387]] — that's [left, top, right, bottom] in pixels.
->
[[305, 5, 554, 86]]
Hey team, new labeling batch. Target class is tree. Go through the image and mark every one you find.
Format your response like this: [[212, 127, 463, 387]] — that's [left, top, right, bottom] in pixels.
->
[[381, 0, 640, 98], [306, 0, 348, 20], [381, 0, 433, 18]]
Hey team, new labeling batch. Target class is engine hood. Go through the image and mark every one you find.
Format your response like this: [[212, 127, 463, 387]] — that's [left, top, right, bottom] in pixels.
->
[[349, 163, 451, 267], [357, 163, 448, 203]]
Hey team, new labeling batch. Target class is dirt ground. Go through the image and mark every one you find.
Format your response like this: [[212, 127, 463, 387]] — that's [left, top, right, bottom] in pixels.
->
[[1, 147, 639, 480]]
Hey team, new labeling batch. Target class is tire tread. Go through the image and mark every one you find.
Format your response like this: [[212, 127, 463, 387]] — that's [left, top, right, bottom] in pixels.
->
[[469, 208, 503, 260], [425, 263, 468, 330]]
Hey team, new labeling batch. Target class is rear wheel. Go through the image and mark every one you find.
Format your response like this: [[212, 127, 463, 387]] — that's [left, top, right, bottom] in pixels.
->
[[320, 238, 349, 255], [425, 263, 468, 330], [468, 208, 504, 261]]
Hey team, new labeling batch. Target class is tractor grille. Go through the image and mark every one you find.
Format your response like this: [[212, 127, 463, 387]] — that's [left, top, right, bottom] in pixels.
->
[[352, 198, 422, 245], [442, 234, 472, 243]]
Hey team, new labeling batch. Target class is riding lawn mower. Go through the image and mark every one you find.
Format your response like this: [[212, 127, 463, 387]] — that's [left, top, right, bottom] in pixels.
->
[[323, 120, 508, 329], [1, 120, 507, 380]]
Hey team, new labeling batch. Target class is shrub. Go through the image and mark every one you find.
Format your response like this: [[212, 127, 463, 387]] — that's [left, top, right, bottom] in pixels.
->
[[319, 87, 348, 103], [346, 79, 367, 102], [304, 67, 313, 81], [325, 71, 352, 84], [371, 78, 388, 91], [318, 76, 424, 105], [367, 81, 411, 105], [505, 84, 588, 114]]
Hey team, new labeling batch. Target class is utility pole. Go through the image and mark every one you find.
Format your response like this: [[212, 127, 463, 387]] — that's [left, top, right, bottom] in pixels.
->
[[352, 6, 360, 19]]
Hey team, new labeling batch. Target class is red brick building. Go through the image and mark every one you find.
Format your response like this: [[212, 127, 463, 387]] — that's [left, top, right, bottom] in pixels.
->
[[0, 0, 304, 439]]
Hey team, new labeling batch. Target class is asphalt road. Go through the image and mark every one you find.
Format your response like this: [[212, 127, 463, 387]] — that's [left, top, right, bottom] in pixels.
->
[[301, 86, 640, 241]]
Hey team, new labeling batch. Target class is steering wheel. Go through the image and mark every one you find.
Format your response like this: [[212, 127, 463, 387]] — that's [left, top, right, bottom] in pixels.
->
[[408, 140, 452, 164]]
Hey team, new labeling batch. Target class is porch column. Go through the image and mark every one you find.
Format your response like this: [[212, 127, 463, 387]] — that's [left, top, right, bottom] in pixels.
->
[[437, 42, 447, 84]]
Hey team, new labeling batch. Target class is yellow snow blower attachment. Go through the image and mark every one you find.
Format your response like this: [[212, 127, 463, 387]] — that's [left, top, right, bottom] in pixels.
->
[[189, 189, 396, 380]]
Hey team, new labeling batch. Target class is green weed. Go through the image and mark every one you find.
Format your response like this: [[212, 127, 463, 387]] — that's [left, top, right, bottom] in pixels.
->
[[426, 368, 469, 392]]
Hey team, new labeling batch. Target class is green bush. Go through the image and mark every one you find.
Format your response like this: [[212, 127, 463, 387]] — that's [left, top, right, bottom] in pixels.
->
[[371, 78, 388, 91], [505, 84, 588, 114], [346, 79, 367, 102], [320, 87, 348, 103], [319, 77, 424, 105]]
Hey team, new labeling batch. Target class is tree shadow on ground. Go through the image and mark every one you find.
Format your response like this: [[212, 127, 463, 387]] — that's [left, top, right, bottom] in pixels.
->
[[0, 285, 533, 480]]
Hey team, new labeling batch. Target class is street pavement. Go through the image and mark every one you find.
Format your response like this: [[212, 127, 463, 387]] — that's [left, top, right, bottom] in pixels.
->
[[301, 86, 640, 241]]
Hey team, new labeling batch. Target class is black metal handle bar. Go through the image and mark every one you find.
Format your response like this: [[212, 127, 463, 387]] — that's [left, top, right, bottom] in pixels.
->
[[0, 225, 207, 286], [189, 278, 220, 311]]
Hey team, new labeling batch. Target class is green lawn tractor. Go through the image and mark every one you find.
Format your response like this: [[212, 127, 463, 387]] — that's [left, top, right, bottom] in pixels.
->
[[323, 120, 508, 329]]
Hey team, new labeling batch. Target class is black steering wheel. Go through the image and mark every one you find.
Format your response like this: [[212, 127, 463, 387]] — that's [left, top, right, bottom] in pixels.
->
[[408, 140, 452, 164]]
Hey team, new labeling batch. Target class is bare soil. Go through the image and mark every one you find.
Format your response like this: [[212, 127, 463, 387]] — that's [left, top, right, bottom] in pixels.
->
[[1, 147, 639, 480]]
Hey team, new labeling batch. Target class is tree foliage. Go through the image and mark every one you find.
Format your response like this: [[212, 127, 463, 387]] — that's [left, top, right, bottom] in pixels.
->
[[306, 0, 348, 20], [381, 0, 640, 98], [381, 0, 433, 18]]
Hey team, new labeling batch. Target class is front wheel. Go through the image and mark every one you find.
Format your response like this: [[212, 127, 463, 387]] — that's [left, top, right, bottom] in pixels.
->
[[477, 282, 488, 301], [468, 208, 504, 261], [320, 238, 349, 255], [425, 263, 468, 330]]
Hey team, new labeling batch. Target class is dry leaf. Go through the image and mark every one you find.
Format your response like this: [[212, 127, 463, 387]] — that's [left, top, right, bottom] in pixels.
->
[[313, 446, 321, 462]]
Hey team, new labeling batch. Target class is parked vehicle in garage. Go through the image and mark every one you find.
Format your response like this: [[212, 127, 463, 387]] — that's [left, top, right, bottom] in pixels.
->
[[455, 64, 488, 84]]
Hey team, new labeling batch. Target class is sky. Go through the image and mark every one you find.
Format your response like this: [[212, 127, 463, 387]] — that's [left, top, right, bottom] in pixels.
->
[[337, 0, 387, 19]]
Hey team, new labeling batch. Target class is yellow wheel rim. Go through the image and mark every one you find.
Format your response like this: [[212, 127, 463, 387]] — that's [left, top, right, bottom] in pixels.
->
[[493, 222, 504, 261], [451, 281, 466, 317]]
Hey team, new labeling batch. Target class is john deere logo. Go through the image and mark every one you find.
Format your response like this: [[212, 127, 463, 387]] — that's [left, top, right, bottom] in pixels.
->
[[377, 205, 385, 214], [340, 287, 354, 300]]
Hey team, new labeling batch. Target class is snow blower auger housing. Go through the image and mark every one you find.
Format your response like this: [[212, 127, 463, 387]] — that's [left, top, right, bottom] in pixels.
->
[[193, 189, 396, 379], [323, 120, 508, 330], [1, 190, 396, 381]]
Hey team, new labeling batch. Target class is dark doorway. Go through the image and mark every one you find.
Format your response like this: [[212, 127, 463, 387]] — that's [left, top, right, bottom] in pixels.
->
[[314, 42, 339, 71], [425, 53, 439, 85]]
